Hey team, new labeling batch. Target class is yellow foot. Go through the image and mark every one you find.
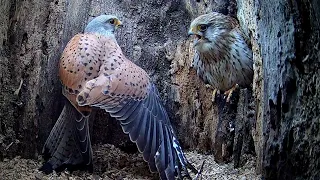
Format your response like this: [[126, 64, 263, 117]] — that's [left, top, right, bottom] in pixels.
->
[[211, 88, 220, 102], [224, 84, 239, 102]]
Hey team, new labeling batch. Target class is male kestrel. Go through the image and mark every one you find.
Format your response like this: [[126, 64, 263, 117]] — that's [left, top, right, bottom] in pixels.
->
[[188, 12, 253, 102], [40, 15, 198, 179]]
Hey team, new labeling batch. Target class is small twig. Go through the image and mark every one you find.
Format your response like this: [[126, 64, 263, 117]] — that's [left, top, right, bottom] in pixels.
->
[[302, 54, 309, 62], [14, 79, 23, 95], [193, 160, 206, 180], [5, 142, 14, 151]]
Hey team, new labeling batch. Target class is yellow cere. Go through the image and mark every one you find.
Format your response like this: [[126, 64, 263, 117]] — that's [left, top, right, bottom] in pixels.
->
[[115, 19, 122, 27], [197, 25, 202, 31], [191, 26, 197, 33]]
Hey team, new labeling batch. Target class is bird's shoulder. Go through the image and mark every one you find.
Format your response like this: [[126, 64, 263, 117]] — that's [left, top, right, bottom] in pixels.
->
[[229, 26, 251, 48], [59, 33, 106, 102], [227, 16, 240, 28]]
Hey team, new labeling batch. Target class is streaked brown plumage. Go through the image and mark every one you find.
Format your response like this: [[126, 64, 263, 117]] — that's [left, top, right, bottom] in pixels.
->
[[188, 12, 253, 101], [40, 15, 198, 179]]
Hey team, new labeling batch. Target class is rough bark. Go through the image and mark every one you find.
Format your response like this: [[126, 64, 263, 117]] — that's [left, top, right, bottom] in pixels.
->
[[0, 0, 64, 159], [0, 0, 244, 160], [1, 0, 319, 179], [238, 0, 320, 179]]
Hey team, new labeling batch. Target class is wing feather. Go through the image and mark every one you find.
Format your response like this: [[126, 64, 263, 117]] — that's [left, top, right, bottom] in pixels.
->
[[74, 36, 195, 179]]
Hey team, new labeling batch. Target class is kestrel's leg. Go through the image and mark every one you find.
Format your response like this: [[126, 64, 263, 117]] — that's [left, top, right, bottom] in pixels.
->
[[224, 84, 239, 102], [211, 88, 221, 102], [205, 84, 220, 102]]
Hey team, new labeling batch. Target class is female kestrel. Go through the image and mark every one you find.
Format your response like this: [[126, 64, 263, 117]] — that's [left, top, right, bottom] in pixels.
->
[[188, 12, 253, 102]]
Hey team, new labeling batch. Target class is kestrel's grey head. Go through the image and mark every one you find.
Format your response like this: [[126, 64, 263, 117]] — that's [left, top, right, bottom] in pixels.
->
[[188, 12, 238, 53], [85, 14, 122, 38]]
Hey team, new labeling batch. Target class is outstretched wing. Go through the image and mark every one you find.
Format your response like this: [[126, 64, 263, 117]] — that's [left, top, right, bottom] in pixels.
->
[[76, 39, 195, 179]]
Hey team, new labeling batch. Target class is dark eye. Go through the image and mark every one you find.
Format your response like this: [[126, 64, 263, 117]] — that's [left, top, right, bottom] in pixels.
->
[[109, 19, 115, 24], [198, 24, 207, 32]]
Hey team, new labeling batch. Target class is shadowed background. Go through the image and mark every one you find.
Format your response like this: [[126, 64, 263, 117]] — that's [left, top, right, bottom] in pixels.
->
[[0, 0, 319, 179]]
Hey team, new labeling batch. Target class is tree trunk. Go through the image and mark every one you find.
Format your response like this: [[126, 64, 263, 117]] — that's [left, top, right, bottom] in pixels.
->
[[0, 0, 319, 179], [238, 0, 320, 179]]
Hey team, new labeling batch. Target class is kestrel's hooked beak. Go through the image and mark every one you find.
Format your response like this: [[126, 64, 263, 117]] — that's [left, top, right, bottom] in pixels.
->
[[115, 19, 123, 28], [188, 26, 204, 47], [188, 26, 197, 37], [188, 26, 203, 40]]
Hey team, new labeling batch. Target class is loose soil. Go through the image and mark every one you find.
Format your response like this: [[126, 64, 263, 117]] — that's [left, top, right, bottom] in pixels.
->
[[0, 144, 261, 180]]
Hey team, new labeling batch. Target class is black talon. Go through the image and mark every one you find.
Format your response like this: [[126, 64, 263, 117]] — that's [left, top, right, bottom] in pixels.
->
[[194, 160, 206, 180], [186, 161, 198, 174]]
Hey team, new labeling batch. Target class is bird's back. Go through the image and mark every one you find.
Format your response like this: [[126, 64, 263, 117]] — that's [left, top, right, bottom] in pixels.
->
[[59, 33, 105, 110]]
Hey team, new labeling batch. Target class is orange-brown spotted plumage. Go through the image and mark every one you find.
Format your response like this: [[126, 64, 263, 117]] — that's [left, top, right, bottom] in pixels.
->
[[59, 33, 150, 110], [60, 35, 150, 107], [59, 34, 104, 109], [96, 37, 150, 100], [41, 15, 197, 179]]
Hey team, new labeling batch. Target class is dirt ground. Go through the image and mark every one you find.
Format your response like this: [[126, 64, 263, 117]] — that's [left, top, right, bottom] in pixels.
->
[[0, 144, 261, 180]]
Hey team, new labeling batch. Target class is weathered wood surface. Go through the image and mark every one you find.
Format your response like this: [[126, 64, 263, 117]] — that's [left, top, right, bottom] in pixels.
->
[[0, 0, 242, 159], [238, 0, 320, 179], [1, 0, 319, 179]]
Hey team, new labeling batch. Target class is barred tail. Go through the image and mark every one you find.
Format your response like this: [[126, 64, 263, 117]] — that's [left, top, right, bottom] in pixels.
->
[[39, 101, 92, 174]]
